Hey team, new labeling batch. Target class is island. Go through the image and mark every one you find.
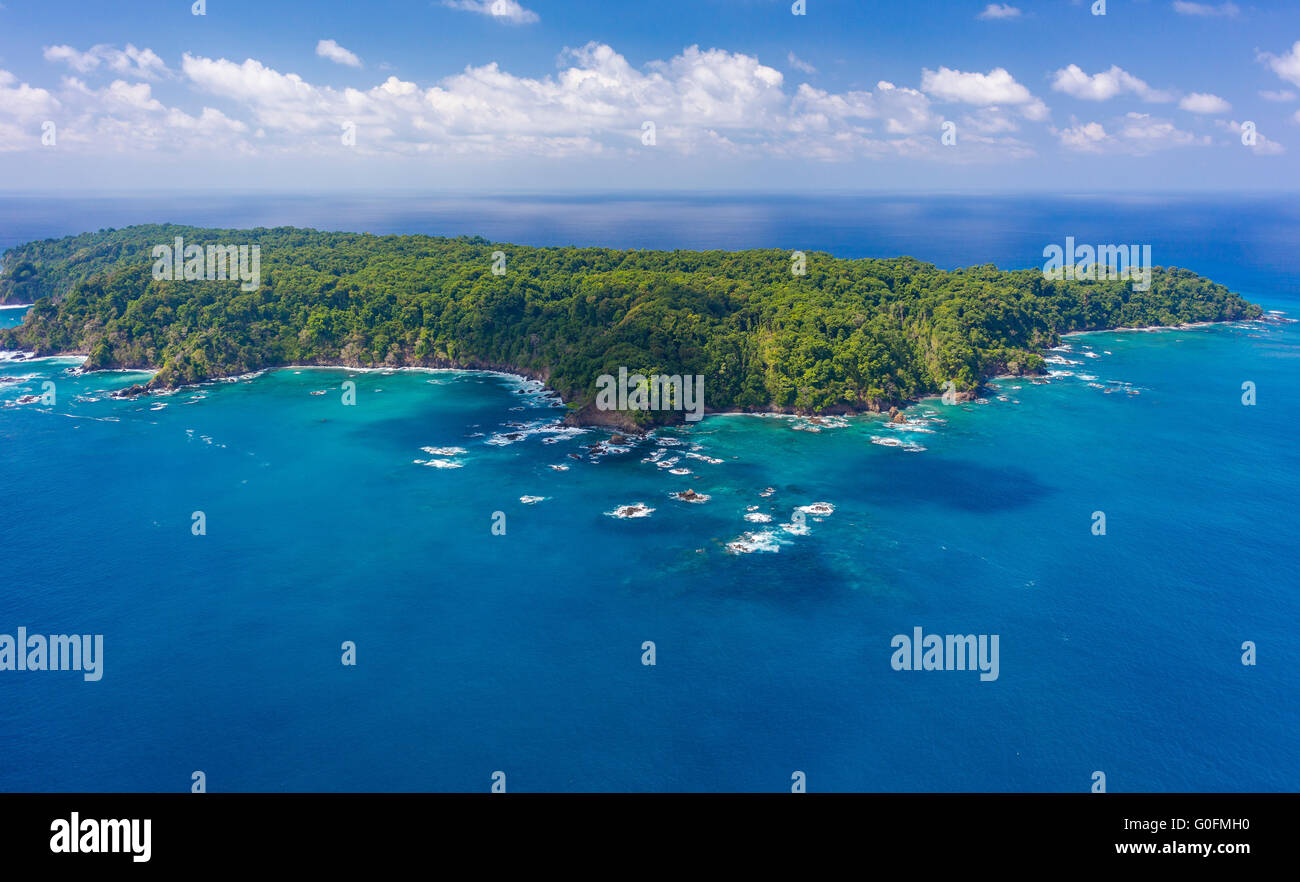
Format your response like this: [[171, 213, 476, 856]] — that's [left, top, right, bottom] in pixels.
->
[[0, 224, 1261, 427]]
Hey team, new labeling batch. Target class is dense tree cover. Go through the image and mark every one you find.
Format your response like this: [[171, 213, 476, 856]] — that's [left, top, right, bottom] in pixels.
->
[[0, 224, 1261, 423]]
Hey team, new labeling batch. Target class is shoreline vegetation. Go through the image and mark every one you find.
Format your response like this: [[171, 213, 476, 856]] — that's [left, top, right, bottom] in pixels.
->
[[0, 224, 1262, 428]]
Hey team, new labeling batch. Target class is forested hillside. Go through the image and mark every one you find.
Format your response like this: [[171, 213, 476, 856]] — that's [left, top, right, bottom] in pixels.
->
[[0, 225, 1261, 423]]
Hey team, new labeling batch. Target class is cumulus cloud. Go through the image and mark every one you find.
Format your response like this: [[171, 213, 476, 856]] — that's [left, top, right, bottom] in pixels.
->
[[42, 44, 168, 79], [1054, 113, 1207, 153], [1118, 112, 1206, 148], [1055, 121, 1108, 152], [316, 39, 362, 68], [63, 77, 164, 113], [977, 4, 1021, 19], [0, 67, 245, 154], [1179, 92, 1230, 113], [1171, 1, 1239, 16], [177, 43, 793, 155], [1, 41, 1201, 166], [1051, 64, 1174, 102], [168, 43, 1046, 162], [442, 0, 539, 25], [920, 66, 1048, 119], [1259, 41, 1300, 88], [922, 66, 1029, 104], [791, 80, 940, 136], [0, 70, 59, 124]]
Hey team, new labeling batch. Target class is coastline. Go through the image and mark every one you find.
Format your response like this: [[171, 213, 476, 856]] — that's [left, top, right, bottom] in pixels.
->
[[1061, 319, 1230, 338], [5, 314, 1276, 425]]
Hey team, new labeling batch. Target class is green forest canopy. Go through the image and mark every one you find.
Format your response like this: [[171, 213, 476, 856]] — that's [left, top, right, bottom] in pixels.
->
[[0, 224, 1261, 423]]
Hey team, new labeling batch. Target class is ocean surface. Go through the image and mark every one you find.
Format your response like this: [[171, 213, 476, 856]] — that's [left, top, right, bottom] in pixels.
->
[[1, 194, 1297, 792]]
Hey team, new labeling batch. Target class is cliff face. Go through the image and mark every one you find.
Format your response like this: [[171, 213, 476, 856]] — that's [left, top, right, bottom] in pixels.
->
[[563, 403, 647, 431]]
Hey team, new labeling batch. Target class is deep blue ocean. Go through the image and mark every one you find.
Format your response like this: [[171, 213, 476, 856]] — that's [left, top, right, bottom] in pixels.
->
[[1, 194, 1297, 792]]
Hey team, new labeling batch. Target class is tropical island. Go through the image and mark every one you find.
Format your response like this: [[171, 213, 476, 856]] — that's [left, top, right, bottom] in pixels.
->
[[0, 224, 1261, 427]]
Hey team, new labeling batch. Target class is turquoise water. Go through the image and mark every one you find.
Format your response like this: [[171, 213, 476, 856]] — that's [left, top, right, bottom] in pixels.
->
[[1, 196, 1298, 791]]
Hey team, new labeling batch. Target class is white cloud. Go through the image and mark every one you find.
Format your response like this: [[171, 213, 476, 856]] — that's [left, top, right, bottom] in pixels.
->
[[43, 44, 168, 79], [791, 80, 940, 136], [1051, 64, 1174, 102], [163, 106, 251, 136], [1055, 113, 1207, 153], [173, 44, 1043, 161], [177, 43, 792, 155], [1259, 42, 1300, 88], [182, 54, 337, 134], [64, 77, 165, 113], [1179, 92, 1230, 113], [1260, 89, 1296, 102], [787, 52, 816, 75], [442, 0, 538, 24], [1055, 121, 1109, 152], [0, 69, 246, 154], [1119, 112, 1205, 148], [920, 66, 1048, 119], [922, 66, 1029, 104], [0, 70, 59, 123], [646, 45, 788, 129], [4, 41, 1219, 166], [960, 107, 1022, 134], [1216, 119, 1283, 154], [977, 4, 1021, 19], [1171, 1, 1239, 16], [873, 81, 944, 133], [316, 39, 362, 68]]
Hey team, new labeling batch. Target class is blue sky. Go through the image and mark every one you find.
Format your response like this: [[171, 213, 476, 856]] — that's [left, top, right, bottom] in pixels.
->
[[0, 0, 1298, 191]]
